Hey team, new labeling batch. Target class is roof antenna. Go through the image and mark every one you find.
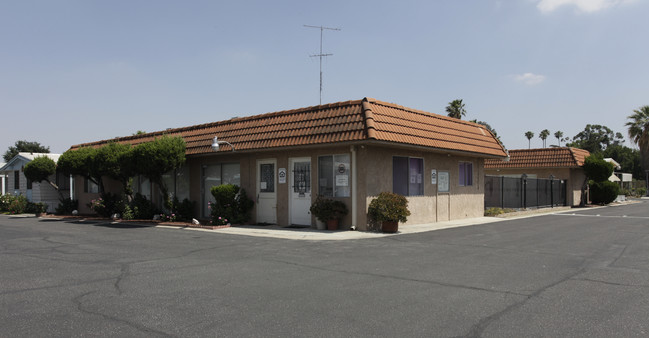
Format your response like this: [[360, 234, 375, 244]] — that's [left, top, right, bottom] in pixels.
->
[[304, 25, 341, 105]]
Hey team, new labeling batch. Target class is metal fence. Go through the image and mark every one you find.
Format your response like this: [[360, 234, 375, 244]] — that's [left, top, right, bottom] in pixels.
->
[[485, 175, 566, 209]]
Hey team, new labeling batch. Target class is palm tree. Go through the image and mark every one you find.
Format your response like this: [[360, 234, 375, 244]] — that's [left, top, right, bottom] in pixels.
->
[[554, 131, 564, 146], [445, 99, 466, 119], [539, 129, 550, 148], [525, 131, 534, 149], [626, 106, 649, 184]]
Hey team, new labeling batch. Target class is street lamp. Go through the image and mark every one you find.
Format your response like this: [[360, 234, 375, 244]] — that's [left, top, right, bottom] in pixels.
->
[[211, 136, 236, 152]]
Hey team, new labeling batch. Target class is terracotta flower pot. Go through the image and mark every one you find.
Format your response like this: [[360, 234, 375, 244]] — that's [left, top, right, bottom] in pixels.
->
[[381, 221, 399, 233], [326, 219, 339, 231]]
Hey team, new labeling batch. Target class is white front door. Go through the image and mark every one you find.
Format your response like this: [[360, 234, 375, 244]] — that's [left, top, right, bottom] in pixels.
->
[[257, 159, 277, 224], [289, 158, 311, 226]]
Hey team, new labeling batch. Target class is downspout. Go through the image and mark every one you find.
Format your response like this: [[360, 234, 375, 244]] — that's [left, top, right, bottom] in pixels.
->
[[69, 175, 74, 200], [360, 98, 378, 229], [351, 145, 357, 229]]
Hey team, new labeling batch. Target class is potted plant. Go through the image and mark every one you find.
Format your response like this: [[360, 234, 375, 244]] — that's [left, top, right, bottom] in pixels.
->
[[367, 192, 410, 233], [310, 197, 348, 230], [33, 202, 48, 217]]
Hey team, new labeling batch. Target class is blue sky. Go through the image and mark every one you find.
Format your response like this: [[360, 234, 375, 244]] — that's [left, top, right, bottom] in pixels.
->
[[1, 0, 647, 155]]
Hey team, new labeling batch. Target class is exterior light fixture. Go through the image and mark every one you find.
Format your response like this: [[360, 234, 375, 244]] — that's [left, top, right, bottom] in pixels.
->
[[211, 136, 236, 152]]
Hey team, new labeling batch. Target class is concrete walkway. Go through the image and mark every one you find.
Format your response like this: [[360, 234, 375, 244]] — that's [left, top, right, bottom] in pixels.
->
[[9, 200, 641, 241], [162, 206, 584, 240]]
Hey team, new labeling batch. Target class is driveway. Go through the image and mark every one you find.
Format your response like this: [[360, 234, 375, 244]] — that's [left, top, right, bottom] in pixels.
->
[[1, 201, 648, 337]]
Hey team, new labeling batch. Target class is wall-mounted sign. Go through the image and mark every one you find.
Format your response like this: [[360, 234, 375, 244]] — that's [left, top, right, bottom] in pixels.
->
[[337, 163, 346, 174], [278, 168, 287, 184], [335, 175, 348, 187], [431, 169, 437, 185], [438, 171, 450, 192]]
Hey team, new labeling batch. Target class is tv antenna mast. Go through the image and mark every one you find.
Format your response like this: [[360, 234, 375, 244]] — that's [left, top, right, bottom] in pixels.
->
[[304, 24, 341, 105]]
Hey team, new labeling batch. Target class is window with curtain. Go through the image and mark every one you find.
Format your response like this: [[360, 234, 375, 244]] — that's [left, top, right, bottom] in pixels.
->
[[459, 162, 473, 186], [393, 156, 424, 196]]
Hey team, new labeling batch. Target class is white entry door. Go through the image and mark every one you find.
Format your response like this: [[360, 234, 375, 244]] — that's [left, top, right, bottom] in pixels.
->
[[257, 159, 277, 224], [289, 158, 311, 226]]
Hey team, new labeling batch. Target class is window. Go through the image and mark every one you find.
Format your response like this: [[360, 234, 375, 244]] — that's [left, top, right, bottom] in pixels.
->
[[84, 178, 99, 194], [393, 157, 423, 196], [131, 176, 150, 199], [318, 154, 350, 197], [161, 166, 190, 203], [56, 171, 71, 191], [459, 162, 473, 186], [202, 163, 241, 217], [14, 171, 19, 190]]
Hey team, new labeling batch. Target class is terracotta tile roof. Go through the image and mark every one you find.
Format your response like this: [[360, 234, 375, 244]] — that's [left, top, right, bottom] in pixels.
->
[[70, 98, 507, 158], [484, 147, 590, 169]]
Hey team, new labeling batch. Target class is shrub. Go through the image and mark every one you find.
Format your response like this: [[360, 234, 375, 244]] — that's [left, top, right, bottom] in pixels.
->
[[88, 197, 107, 216], [310, 197, 348, 222], [122, 204, 134, 220], [0, 194, 14, 212], [8, 195, 28, 214], [26, 202, 47, 214], [209, 184, 254, 225], [368, 192, 410, 223], [55, 198, 78, 215], [590, 180, 620, 204], [170, 197, 196, 222], [484, 207, 506, 216], [636, 187, 647, 197], [131, 193, 158, 219], [583, 154, 614, 182]]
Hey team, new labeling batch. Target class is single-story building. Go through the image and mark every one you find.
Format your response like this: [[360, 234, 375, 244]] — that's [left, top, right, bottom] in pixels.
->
[[70, 97, 507, 230], [484, 147, 590, 207], [0, 152, 70, 212]]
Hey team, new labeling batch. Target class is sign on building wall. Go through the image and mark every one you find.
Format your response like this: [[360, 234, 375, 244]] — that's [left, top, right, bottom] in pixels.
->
[[431, 169, 437, 185], [438, 171, 450, 192], [278, 168, 287, 184]]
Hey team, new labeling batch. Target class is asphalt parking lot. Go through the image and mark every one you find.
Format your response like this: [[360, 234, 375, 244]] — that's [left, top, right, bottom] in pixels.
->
[[1, 201, 648, 337]]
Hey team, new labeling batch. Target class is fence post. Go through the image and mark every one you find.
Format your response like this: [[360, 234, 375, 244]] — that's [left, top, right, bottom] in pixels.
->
[[521, 174, 527, 209], [549, 175, 555, 208], [501, 177, 504, 209]]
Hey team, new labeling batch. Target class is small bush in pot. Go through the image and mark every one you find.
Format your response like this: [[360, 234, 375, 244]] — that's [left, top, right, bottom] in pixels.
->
[[368, 192, 410, 233], [310, 197, 348, 230]]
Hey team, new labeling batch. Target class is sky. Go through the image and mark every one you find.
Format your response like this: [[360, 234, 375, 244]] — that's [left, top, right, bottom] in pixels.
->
[[1, 0, 647, 157]]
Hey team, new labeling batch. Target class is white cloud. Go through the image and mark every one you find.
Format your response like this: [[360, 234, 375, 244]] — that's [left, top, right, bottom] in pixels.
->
[[537, 0, 632, 13], [513, 73, 546, 85]]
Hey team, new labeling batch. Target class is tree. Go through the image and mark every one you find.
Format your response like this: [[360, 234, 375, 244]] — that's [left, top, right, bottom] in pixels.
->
[[539, 129, 550, 148], [23, 156, 64, 199], [554, 131, 564, 147], [626, 106, 649, 178], [3, 140, 50, 162], [583, 154, 615, 182], [602, 144, 643, 179], [57, 146, 104, 192], [583, 154, 618, 204], [471, 120, 499, 139], [130, 136, 186, 207], [94, 142, 134, 194], [567, 124, 624, 153], [445, 99, 466, 119], [525, 131, 534, 149]]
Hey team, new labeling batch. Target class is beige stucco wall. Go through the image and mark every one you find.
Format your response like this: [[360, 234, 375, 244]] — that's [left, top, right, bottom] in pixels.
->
[[358, 144, 486, 230], [485, 167, 586, 206], [71, 143, 492, 230], [187, 146, 354, 228]]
